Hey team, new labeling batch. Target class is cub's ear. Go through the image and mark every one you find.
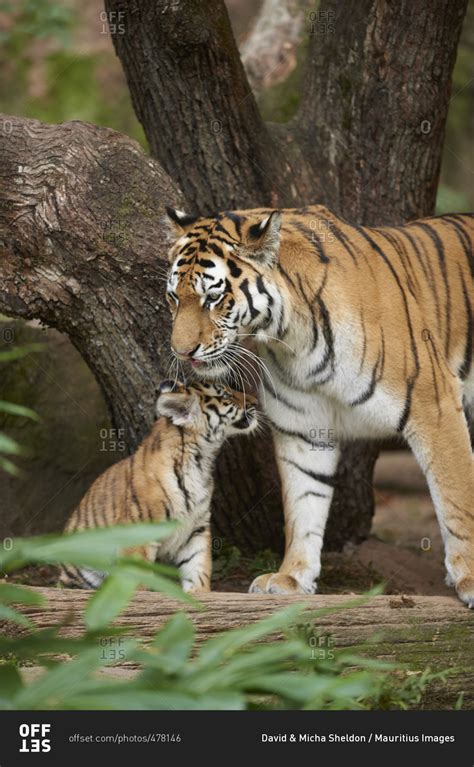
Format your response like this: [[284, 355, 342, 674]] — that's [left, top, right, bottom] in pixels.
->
[[156, 390, 200, 427], [241, 210, 282, 267], [165, 207, 199, 236]]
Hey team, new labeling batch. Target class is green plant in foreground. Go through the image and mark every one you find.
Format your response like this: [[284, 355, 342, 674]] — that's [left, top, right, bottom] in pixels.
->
[[0, 524, 450, 710]]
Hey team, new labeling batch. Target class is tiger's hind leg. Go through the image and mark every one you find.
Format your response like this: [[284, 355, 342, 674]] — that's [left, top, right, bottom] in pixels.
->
[[59, 565, 106, 589], [405, 384, 474, 607]]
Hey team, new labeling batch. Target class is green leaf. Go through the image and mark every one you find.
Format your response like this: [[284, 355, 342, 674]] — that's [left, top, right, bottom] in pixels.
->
[[85, 572, 140, 630], [65, 689, 244, 711], [0, 583, 46, 606], [0, 627, 128, 662], [195, 604, 305, 669], [0, 522, 179, 572], [0, 343, 43, 363], [13, 647, 111, 710], [110, 562, 192, 604], [0, 401, 40, 421], [0, 432, 22, 456], [0, 664, 23, 707], [140, 614, 195, 673], [183, 640, 308, 694], [0, 456, 22, 476], [0, 604, 33, 628]]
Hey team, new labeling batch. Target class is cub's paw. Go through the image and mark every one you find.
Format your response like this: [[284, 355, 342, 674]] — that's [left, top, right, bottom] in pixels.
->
[[182, 585, 210, 595], [248, 572, 314, 595]]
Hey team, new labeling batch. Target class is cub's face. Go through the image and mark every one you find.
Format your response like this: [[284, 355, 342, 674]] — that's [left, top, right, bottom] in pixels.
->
[[164, 207, 281, 380], [156, 379, 258, 438]]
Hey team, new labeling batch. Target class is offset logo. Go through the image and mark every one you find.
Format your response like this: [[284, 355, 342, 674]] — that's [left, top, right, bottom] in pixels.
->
[[19, 724, 51, 753]]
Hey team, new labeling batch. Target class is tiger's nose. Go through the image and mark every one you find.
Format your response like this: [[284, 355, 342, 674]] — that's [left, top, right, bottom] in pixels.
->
[[172, 343, 200, 359]]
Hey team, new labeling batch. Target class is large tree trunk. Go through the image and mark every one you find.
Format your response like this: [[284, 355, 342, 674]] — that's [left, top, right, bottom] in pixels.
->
[[0, 0, 467, 556]]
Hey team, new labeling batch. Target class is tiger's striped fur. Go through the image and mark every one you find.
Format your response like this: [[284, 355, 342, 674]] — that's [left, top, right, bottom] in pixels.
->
[[60, 380, 258, 592], [165, 205, 474, 606]]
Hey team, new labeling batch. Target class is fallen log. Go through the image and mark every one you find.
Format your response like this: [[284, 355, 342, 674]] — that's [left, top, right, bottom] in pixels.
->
[[6, 590, 474, 709]]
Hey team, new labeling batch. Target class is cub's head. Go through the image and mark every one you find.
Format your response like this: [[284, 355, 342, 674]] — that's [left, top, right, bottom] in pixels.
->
[[164, 207, 282, 380], [156, 379, 258, 439]]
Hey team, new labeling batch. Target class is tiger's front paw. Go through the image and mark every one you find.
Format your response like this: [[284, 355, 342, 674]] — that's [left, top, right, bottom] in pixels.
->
[[248, 572, 314, 595], [453, 575, 474, 609], [445, 553, 474, 608]]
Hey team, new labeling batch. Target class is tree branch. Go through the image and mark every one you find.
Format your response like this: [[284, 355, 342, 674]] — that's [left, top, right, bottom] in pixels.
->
[[0, 115, 182, 445]]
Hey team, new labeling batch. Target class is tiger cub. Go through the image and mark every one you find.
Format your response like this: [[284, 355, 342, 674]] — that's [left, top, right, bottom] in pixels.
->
[[59, 380, 258, 593]]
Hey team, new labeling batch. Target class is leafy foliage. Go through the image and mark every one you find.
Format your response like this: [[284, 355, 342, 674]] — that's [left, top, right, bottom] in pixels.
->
[[0, 524, 449, 710], [0, 0, 74, 46], [0, 345, 42, 475]]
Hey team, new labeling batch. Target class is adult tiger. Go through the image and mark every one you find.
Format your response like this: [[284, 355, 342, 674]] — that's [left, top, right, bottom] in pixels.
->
[[164, 204, 474, 607]]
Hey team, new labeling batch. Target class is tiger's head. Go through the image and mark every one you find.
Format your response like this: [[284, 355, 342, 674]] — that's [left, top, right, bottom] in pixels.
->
[[156, 379, 258, 439], [164, 207, 284, 380]]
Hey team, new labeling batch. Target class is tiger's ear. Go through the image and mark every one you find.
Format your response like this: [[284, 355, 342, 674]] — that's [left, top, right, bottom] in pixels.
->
[[156, 390, 201, 427], [241, 211, 282, 267], [165, 207, 199, 236]]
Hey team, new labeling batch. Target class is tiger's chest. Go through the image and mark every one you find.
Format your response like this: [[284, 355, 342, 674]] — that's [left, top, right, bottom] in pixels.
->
[[257, 341, 402, 441]]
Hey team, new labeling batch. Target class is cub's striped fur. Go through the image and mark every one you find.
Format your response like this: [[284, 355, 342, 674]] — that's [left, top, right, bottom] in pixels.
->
[[60, 380, 258, 592], [165, 205, 474, 606]]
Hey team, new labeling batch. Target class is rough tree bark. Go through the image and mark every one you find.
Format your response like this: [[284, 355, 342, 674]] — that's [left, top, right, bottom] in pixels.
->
[[0, 0, 468, 555]]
